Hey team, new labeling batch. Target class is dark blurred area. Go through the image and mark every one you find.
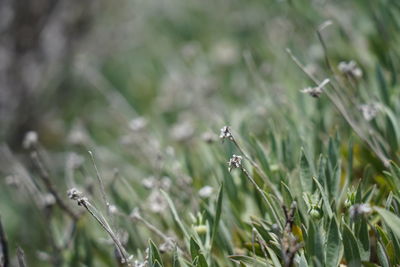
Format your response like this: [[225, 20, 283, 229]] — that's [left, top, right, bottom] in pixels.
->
[[0, 0, 95, 147]]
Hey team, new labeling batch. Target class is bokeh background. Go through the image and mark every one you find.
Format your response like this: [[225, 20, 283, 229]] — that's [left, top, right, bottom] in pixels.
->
[[1, 0, 399, 266]]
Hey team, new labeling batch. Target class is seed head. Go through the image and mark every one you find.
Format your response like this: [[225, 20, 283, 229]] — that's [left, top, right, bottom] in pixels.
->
[[67, 188, 87, 206], [359, 103, 379, 121], [219, 126, 233, 142], [338, 60, 362, 79], [301, 79, 330, 98], [228, 154, 242, 172]]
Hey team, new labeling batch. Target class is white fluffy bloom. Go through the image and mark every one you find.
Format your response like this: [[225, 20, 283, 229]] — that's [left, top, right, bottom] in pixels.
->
[[338, 60, 363, 78], [198, 185, 214, 198]]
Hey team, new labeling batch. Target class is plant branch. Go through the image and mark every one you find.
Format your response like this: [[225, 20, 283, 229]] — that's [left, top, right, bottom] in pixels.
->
[[0, 216, 9, 267], [31, 152, 79, 220]]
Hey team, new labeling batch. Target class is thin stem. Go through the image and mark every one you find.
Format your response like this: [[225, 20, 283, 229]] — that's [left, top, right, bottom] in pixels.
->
[[316, 20, 334, 73], [81, 200, 131, 265], [286, 49, 390, 166], [0, 216, 9, 267], [240, 166, 283, 228], [88, 151, 110, 212], [281, 203, 301, 267], [30, 152, 79, 220], [16, 247, 27, 267], [122, 211, 171, 242], [230, 135, 282, 200]]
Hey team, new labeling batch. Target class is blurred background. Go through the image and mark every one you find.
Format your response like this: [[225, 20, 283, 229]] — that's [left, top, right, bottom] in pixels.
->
[[2, 0, 387, 148], [1, 0, 399, 266]]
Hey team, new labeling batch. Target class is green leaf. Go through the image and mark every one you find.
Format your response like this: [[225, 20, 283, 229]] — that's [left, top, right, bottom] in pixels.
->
[[328, 137, 338, 171], [266, 246, 281, 267], [347, 137, 354, 182], [211, 184, 223, 248], [298, 251, 309, 267], [377, 241, 390, 267], [149, 240, 164, 267], [312, 176, 333, 218], [253, 139, 272, 177], [173, 246, 181, 267], [161, 190, 190, 241], [281, 181, 294, 206], [228, 255, 267, 266], [299, 148, 313, 193], [382, 105, 400, 151], [342, 224, 361, 267], [325, 218, 341, 267], [306, 220, 325, 265], [376, 64, 390, 105], [389, 229, 400, 264], [329, 163, 341, 200], [375, 207, 400, 239], [190, 237, 208, 267], [355, 218, 370, 261]]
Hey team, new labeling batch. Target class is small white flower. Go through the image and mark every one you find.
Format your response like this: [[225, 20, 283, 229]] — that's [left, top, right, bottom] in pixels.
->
[[67, 152, 85, 169], [228, 155, 242, 172], [5, 175, 19, 187], [134, 260, 146, 267], [301, 79, 330, 98], [41, 193, 56, 207], [108, 204, 118, 214], [359, 103, 379, 121], [202, 131, 218, 144], [220, 126, 233, 141], [142, 176, 156, 189], [338, 60, 363, 79], [67, 122, 90, 145], [129, 207, 141, 220], [349, 203, 372, 219], [159, 238, 175, 253], [160, 176, 172, 190], [147, 190, 167, 213], [23, 131, 38, 149], [198, 185, 214, 198], [170, 120, 194, 142], [129, 117, 147, 131], [212, 40, 238, 65]]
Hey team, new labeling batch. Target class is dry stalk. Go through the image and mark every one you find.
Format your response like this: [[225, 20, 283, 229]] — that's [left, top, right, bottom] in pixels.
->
[[221, 127, 282, 200], [88, 151, 110, 213], [286, 49, 390, 166], [228, 154, 283, 228], [30, 151, 79, 220], [0, 216, 9, 267], [16, 247, 27, 267], [281, 202, 302, 267], [68, 189, 131, 266]]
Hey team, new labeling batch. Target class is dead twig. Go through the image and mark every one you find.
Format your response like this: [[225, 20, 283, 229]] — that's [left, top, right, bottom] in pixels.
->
[[281, 202, 302, 267], [67, 188, 131, 266], [30, 152, 79, 220], [0, 216, 9, 267], [16, 247, 27, 267]]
